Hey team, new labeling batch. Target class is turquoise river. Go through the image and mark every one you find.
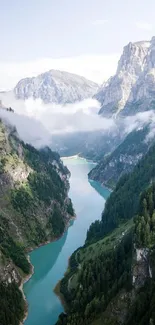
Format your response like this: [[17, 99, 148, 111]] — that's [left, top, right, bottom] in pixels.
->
[[24, 157, 110, 325]]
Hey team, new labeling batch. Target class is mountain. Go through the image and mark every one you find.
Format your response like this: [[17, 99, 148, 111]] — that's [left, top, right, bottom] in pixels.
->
[[56, 143, 155, 325], [97, 37, 155, 117], [87, 143, 155, 242], [14, 70, 99, 104], [89, 126, 153, 188], [0, 118, 74, 325], [52, 128, 124, 162]]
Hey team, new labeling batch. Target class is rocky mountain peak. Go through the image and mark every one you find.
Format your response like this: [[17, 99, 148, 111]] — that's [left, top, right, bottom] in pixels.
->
[[117, 41, 149, 75], [13, 69, 99, 104], [97, 37, 155, 117], [147, 37, 155, 69]]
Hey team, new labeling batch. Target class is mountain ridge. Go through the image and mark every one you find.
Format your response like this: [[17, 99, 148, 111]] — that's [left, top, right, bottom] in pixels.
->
[[88, 126, 154, 188], [13, 69, 99, 104], [0, 118, 74, 325], [97, 36, 155, 117]]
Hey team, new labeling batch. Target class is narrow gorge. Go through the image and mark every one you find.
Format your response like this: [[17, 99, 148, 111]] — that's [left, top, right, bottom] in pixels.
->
[[23, 157, 110, 325]]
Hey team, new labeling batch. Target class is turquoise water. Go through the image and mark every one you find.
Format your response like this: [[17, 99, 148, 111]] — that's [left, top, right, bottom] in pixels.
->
[[24, 157, 110, 325]]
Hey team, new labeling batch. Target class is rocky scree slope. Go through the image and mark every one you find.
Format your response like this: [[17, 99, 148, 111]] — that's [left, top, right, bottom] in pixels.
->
[[0, 119, 73, 325], [13, 69, 99, 104], [97, 37, 155, 117]]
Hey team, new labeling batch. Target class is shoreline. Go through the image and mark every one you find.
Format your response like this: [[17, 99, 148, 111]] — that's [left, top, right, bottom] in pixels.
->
[[62, 154, 86, 161], [53, 252, 73, 314], [54, 181, 112, 312], [62, 154, 96, 163], [20, 214, 76, 325], [54, 281, 68, 312], [88, 177, 113, 193], [19, 255, 34, 325], [53, 176, 112, 313]]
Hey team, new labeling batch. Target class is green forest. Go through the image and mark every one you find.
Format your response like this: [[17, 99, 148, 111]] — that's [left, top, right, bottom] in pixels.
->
[[0, 218, 30, 274], [56, 142, 155, 325], [57, 233, 133, 325], [1, 119, 155, 325], [88, 126, 151, 189], [0, 281, 25, 325], [87, 143, 155, 244], [0, 123, 72, 325], [134, 183, 155, 248]]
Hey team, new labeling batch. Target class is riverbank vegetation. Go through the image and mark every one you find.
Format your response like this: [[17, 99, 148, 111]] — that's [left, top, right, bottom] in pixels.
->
[[87, 143, 155, 244], [0, 281, 25, 325], [0, 120, 73, 325], [56, 230, 133, 325], [55, 144, 155, 325]]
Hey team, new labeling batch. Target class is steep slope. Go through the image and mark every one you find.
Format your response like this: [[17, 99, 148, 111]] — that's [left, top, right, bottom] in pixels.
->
[[97, 37, 155, 117], [87, 143, 155, 243], [14, 70, 99, 104], [55, 144, 155, 325], [52, 127, 124, 162], [89, 127, 153, 188], [0, 119, 74, 325], [123, 37, 155, 116]]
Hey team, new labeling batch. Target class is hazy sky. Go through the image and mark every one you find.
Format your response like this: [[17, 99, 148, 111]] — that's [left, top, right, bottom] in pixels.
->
[[0, 0, 154, 89]]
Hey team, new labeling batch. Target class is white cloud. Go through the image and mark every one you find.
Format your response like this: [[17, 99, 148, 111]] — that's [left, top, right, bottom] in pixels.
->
[[0, 94, 116, 139], [0, 109, 51, 148], [0, 54, 119, 91], [124, 110, 155, 134], [92, 19, 108, 25], [1, 94, 155, 151], [135, 22, 152, 31]]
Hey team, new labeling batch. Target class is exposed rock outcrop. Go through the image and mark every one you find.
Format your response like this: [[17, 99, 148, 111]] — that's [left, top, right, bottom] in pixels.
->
[[97, 37, 155, 117]]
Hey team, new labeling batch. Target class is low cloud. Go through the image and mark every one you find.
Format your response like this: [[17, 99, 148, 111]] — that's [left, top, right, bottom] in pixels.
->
[[0, 109, 51, 148], [124, 110, 155, 143], [0, 95, 116, 147], [1, 93, 155, 150], [124, 110, 155, 134]]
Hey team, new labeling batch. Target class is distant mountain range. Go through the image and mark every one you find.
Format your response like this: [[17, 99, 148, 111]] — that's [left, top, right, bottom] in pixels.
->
[[10, 36, 155, 117], [13, 69, 99, 104]]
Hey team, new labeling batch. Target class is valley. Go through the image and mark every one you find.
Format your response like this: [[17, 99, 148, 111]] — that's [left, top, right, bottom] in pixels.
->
[[0, 120, 74, 325], [56, 144, 155, 325], [1, 16, 155, 325], [23, 157, 110, 325]]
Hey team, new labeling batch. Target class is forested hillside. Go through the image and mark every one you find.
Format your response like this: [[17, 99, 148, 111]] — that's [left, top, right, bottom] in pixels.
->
[[87, 143, 155, 243], [134, 183, 155, 248], [0, 119, 74, 325], [89, 127, 153, 189], [55, 144, 155, 325]]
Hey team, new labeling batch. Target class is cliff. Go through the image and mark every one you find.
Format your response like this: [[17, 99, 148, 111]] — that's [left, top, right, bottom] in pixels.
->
[[0, 118, 74, 325], [88, 126, 153, 188], [97, 37, 155, 117]]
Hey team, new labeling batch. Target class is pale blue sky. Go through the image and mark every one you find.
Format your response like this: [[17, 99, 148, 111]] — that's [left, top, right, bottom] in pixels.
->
[[0, 0, 154, 89]]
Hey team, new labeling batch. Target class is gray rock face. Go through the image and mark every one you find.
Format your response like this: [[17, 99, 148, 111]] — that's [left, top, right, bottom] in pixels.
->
[[14, 70, 99, 104], [88, 127, 153, 188], [98, 37, 155, 116]]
